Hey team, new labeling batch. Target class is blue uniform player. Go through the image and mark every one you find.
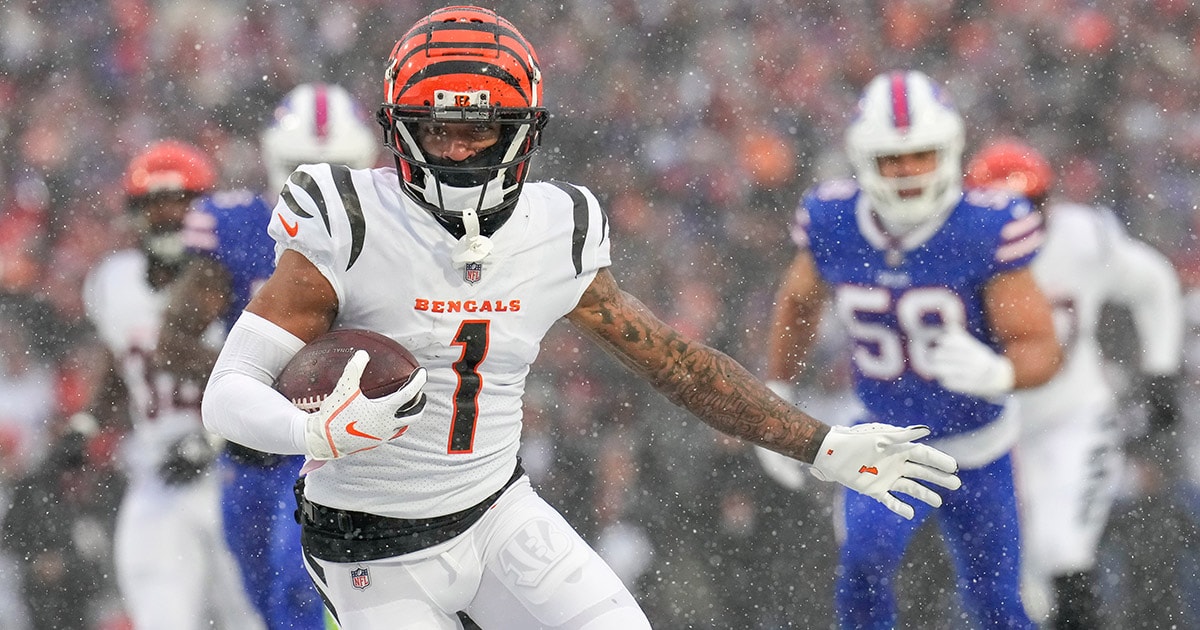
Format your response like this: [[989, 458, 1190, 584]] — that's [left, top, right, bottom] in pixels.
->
[[755, 70, 1062, 629], [160, 82, 378, 629], [181, 190, 317, 628]]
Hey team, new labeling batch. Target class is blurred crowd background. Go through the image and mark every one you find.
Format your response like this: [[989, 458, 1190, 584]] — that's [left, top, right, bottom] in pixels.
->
[[4, 0, 1200, 628]]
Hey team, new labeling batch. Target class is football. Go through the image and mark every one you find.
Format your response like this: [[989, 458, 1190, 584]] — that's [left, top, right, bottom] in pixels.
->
[[274, 329, 421, 412]]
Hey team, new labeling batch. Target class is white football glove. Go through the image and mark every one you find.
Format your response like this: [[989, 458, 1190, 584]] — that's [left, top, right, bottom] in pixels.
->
[[754, 379, 806, 489], [304, 350, 427, 460], [810, 423, 962, 520], [927, 327, 1014, 399]]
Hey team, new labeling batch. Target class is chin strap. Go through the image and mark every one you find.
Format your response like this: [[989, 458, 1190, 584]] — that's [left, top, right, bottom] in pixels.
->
[[451, 207, 494, 266]]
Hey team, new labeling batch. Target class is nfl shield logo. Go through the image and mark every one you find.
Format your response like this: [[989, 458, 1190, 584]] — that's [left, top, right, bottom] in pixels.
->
[[351, 567, 371, 590], [464, 262, 483, 284]]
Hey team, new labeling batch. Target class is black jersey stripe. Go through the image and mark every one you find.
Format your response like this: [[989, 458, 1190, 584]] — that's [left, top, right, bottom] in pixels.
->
[[600, 206, 608, 245], [287, 170, 331, 236], [549, 180, 589, 277], [329, 165, 367, 271]]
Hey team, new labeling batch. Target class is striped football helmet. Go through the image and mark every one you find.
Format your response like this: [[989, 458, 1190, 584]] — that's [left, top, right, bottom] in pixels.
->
[[378, 6, 548, 221]]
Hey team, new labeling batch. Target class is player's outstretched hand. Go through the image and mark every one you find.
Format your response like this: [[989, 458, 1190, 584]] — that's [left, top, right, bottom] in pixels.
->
[[928, 328, 1014, 399], [809, 423, 961, 520], [304, 350, 427, 460]]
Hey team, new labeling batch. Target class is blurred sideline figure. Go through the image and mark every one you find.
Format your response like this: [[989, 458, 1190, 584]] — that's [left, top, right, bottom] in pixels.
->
[[158, 82, 377, 630], [965, 139, 1184, 629], [82, 140, 265, 629], [201, 7, 960, 629], [758, 70, 1061, 629]]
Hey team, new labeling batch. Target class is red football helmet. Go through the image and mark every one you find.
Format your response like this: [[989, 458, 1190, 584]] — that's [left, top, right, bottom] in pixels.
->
[[965, 139, 1055, 203], [123, 140, 216, 285], [378, 6, 548, 220], [123, 140, 217, 199]]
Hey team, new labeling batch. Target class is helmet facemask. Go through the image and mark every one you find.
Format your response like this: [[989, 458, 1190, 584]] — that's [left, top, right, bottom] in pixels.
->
[[854, 145, 962, 230], [379, 5, 548, 252], [127, 191, 198, 289], [381, 99, 547, 222]]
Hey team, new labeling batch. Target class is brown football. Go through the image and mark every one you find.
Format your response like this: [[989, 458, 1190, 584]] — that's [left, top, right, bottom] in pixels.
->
[[274, 329, 420, 412]]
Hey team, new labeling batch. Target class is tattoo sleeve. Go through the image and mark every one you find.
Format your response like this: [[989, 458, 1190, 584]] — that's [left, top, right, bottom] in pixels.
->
[[567, 270, 828, 463]]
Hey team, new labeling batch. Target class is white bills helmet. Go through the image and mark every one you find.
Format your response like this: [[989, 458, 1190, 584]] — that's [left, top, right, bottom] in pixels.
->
[[260, 83, 378, 196], [845, 70, 965, 228]]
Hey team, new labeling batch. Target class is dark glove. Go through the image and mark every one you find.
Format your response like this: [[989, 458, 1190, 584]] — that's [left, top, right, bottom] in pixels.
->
[[1142, 373, 1181, 435], [159, 432, 218, 485]]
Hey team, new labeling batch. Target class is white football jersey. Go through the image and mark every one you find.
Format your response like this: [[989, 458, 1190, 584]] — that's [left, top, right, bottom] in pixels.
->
[[271, 165, 610, 518], [1016, 202, 1183, 431], [82, 250, 207, 483]]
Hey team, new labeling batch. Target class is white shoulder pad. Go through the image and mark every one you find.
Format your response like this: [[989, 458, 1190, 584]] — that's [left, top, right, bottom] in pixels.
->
[[269, 163, 376, 304]]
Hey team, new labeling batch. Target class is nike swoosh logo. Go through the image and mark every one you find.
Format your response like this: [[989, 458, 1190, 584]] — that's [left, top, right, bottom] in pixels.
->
[[344, 421, 379, 440], [277, 213, 299, 237], [858, 465, 879, 475]]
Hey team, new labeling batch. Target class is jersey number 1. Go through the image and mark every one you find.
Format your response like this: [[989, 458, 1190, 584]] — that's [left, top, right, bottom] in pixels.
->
[[449, 320, 489, 453]]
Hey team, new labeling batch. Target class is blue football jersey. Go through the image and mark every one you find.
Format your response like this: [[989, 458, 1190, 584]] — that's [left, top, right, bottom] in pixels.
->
[[795, 179, 1043, 437], [183, 190, 276, 331]]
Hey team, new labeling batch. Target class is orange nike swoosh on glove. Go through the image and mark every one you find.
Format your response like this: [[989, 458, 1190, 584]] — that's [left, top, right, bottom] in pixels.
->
[[277, 213, 299, 237], [344, 421, 380, 440], [858, 466, 879, 475]]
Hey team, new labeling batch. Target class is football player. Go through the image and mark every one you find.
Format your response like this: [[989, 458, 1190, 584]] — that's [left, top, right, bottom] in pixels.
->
[[158, 82, 377, 630], [200, 8, 961, 629], [965, 139, 1184, 629], [82, 140, 265, 630], [757, 71, 1062, 629]]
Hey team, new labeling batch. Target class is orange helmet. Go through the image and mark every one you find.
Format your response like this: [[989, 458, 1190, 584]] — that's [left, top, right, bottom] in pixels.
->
[[965, 139, 1055, 202], [378, 6, 548, 219], [123, 140, 217, 199]]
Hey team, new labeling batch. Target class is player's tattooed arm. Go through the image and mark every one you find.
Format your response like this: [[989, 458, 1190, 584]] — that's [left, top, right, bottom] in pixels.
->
[[567, 269, 827, 463]]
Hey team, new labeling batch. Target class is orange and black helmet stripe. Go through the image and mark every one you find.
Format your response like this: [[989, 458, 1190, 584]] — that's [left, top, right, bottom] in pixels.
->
[[385, 6, 541, 109]]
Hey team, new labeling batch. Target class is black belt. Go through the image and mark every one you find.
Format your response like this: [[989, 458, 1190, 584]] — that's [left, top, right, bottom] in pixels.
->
[[295, 459, 524, 562]]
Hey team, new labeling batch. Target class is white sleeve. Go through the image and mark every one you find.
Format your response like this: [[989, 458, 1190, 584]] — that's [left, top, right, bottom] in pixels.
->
[[201, 311, 310, 454], [1103, 218, 1184, 375]]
